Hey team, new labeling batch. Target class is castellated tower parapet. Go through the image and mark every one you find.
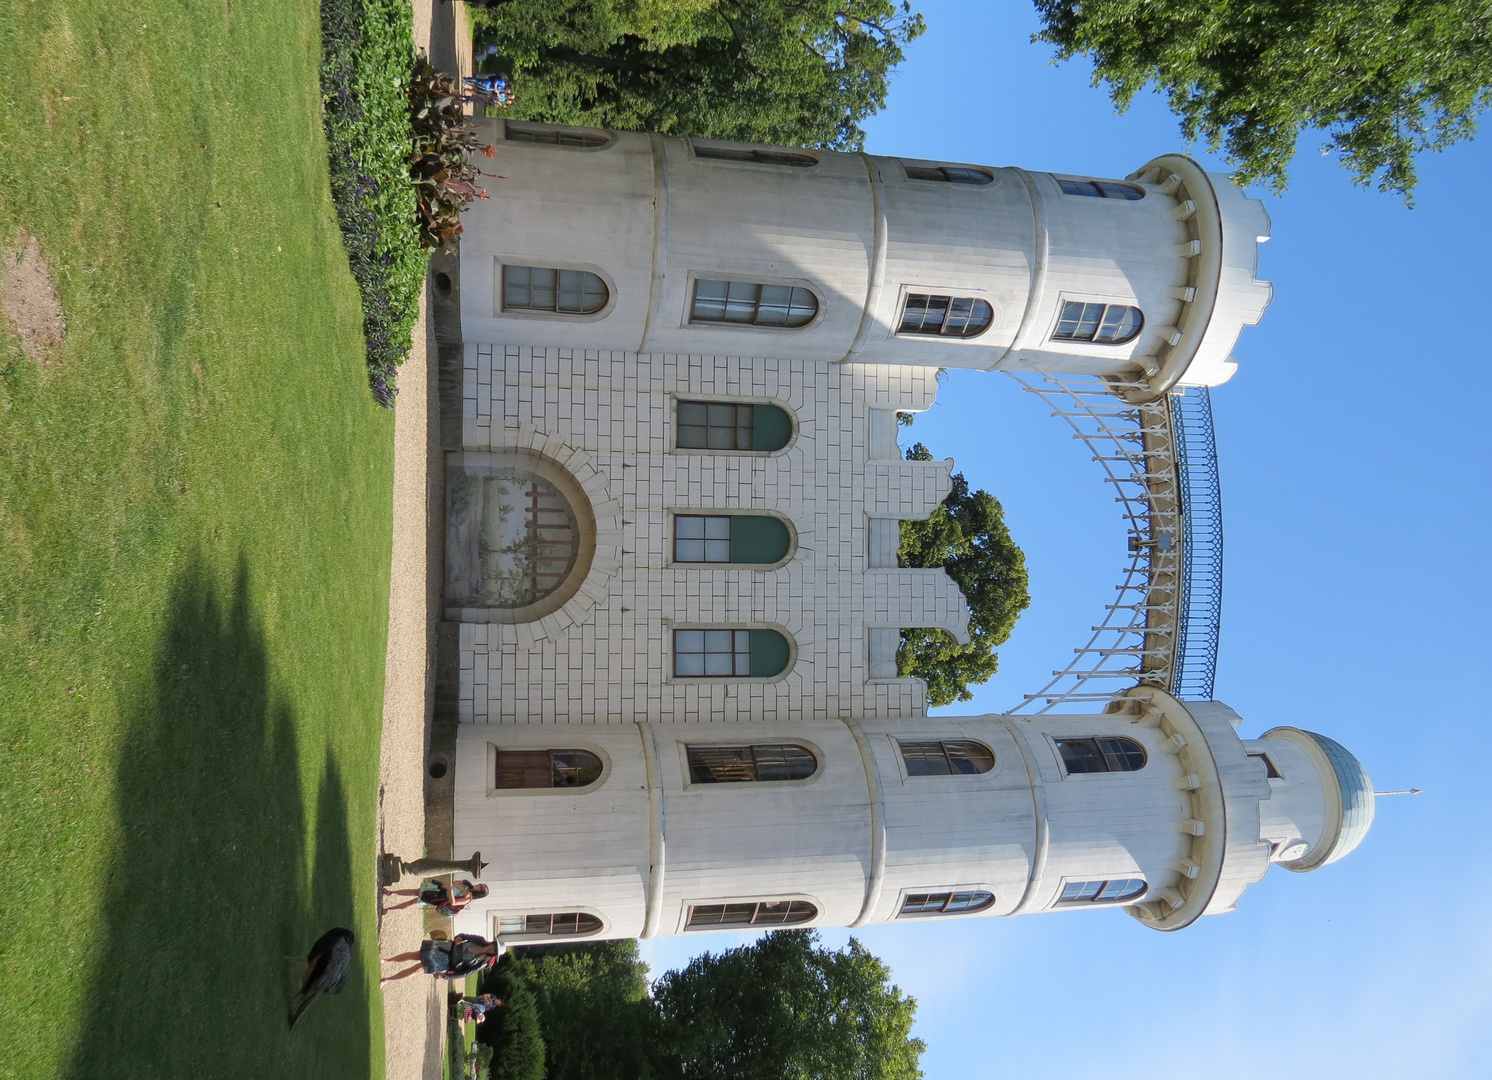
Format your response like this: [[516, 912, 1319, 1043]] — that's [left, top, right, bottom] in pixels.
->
[[458, 125, 1272, 401]]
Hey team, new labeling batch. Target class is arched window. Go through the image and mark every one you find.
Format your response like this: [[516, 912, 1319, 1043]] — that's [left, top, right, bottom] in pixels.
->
[[898, 294, 993, 338], [495, 748, 604, 789], [903, 163, 994, 185], [502, 265, 609, 315], [675, 400, 793, 452], [1057, 878, 1147, 904], [899, 890, 995, 916], [899, 740, 995, 776], [673, 628, 791, 679], [504, 121, 610, 149], [690, 280, 818, 328], [693, 141, 816, 167], [674, 515, 791, 564], [498, 912, 604, 935], [686, 901, 816, 928], [1058, 178, 1145, 200], [686, 744, 817, 783], [1056, 737, 1147, 774], [1052, 301, 1143, 344]]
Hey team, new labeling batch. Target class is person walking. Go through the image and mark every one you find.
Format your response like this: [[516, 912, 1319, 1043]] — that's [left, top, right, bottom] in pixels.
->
[[379, 934, 500, 988]]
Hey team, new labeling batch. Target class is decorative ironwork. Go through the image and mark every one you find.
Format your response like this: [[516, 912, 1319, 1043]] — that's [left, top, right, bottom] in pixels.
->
[[1004, 374, 1223, 711]]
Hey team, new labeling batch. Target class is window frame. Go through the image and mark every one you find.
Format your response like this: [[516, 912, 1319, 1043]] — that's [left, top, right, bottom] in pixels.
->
[[681, 898, 820, 932], [484, 742, 612, 797], [492, 258, 616, 323], [502, 120, 614, 151], [895, 738, 998, 779], [682, 742, 820, 785], [1049, 299, 1145, 345], [1055, 176, 1145, 200], [896, 888, 997, 918], [492, 909, 609, 941], [900, 161, 995, 185], [689, 139, 819, 168], [685, 275, 823, 331], [1053, 877, 1149, 906], [1051, 735, 1149, 776], [669, 395, 798, 457], [670, 510, 796, 568], [669, 625, 795, 683]]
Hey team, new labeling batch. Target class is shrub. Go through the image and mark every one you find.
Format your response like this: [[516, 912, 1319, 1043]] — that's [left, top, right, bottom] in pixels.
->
[[320, 0, 427, 405], [478, 963, 547, 1080]]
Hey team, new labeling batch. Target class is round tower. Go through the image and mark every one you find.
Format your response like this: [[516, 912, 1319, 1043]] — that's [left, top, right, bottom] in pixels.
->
[[448, 691, 1372, 945], [459, 123, 1271, 401]]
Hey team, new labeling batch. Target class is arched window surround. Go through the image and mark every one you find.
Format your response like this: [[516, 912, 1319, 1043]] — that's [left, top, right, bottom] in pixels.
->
[[677, 737, 825, 789], [897, 888, 997, 918], [484, 742, 612, 796], [669, 395, 798, 457], [492, 257, 617, 323], [684, 274, 824, 332], [502, 120, 614, 152], [681, 897, 820, 932], [689, 139, 819, 168], [670, 625, 796, 683], [895, 738, 997, 779], [669, 509, 797, 568], [493, 909, 609, 940]]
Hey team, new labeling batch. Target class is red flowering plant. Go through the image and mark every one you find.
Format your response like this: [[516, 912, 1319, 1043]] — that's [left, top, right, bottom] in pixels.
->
[[408, 56, 496, 249]]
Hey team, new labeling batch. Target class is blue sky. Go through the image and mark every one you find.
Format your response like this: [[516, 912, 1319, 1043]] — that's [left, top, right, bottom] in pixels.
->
[[640, 2, 1492, 1076]]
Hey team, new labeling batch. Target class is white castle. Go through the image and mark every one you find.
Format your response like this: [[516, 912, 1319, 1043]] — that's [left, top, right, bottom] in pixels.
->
[[425, 120, 1373, 945]]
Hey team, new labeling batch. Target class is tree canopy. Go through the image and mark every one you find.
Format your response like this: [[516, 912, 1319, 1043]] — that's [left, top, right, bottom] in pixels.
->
[[899, 442, 1029, 707], [473, 0, 925, 148], [1033, 0, 1492, 200], [653, 930, 925, 1080]]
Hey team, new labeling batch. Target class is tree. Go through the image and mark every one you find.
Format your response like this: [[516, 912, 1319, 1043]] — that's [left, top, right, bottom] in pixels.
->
[[652, 929, 925, 1080], [1033, 0, 1492, 200], [898, 442, 1029, 707], [473, 0, 925, 148], [477, 964, 547, 1080], [499, 940, 664, 1080]]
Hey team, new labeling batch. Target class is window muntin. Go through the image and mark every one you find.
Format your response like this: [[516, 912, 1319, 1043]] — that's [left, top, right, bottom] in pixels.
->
[[899, 890, 995, 916], [504, 121, 610, 149], [899, 740, 995, 776], [675, 401, 793, 452], [503, 265, 609, 315], [903, 163, 994, 185], [1052, 301, 1143, 345], [1056, 737, 1147, 775], [674, 514, 792, 564], [690, 280, 818, 328], [898, 294, 993, 338], [1057, 878, 1147, 904], [495, 748, 604, 789], [498, 912, 604, 935], [686, 900, 816, 928], [686, 743, 817, 784], [1057, 178, 1145, 200], [673, 628, 791, 678], [693, 143, 816, 167]]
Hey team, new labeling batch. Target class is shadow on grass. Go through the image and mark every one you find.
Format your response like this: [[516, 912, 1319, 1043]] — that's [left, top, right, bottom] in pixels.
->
[[63, 558, 371, 1079]]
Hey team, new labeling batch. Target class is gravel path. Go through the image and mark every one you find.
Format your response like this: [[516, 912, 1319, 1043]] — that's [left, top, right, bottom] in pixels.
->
[[378, 4, 471, 1078]]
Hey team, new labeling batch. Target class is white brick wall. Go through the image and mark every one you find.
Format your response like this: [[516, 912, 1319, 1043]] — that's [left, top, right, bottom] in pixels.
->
[[455, 342, 970, 724]]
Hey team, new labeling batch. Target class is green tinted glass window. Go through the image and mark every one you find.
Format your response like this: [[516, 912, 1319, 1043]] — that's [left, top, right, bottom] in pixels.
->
[[748, 629, 791, 678], [730, 516, 790, 564], [752, 404, 792, 450]]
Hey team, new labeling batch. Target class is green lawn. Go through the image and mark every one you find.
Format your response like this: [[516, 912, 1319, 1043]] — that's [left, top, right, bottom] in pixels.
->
[[0, 2, 397, 1077]]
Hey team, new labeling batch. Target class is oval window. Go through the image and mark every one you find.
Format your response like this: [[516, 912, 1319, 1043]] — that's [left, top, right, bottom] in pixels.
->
[[496, 748, 604, 789], [503, 265, 609, 315], [899, 740, 995, 776]]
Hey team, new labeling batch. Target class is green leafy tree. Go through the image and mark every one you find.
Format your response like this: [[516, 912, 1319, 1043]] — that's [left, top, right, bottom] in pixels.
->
[[503, 940, 664, 1080], [473, 0, 925, 148], [898, 442, 1029, 707], [653, 929, 925, 1080], [477, 964, 547, 1080], [1034, 0, 1492, 199]]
